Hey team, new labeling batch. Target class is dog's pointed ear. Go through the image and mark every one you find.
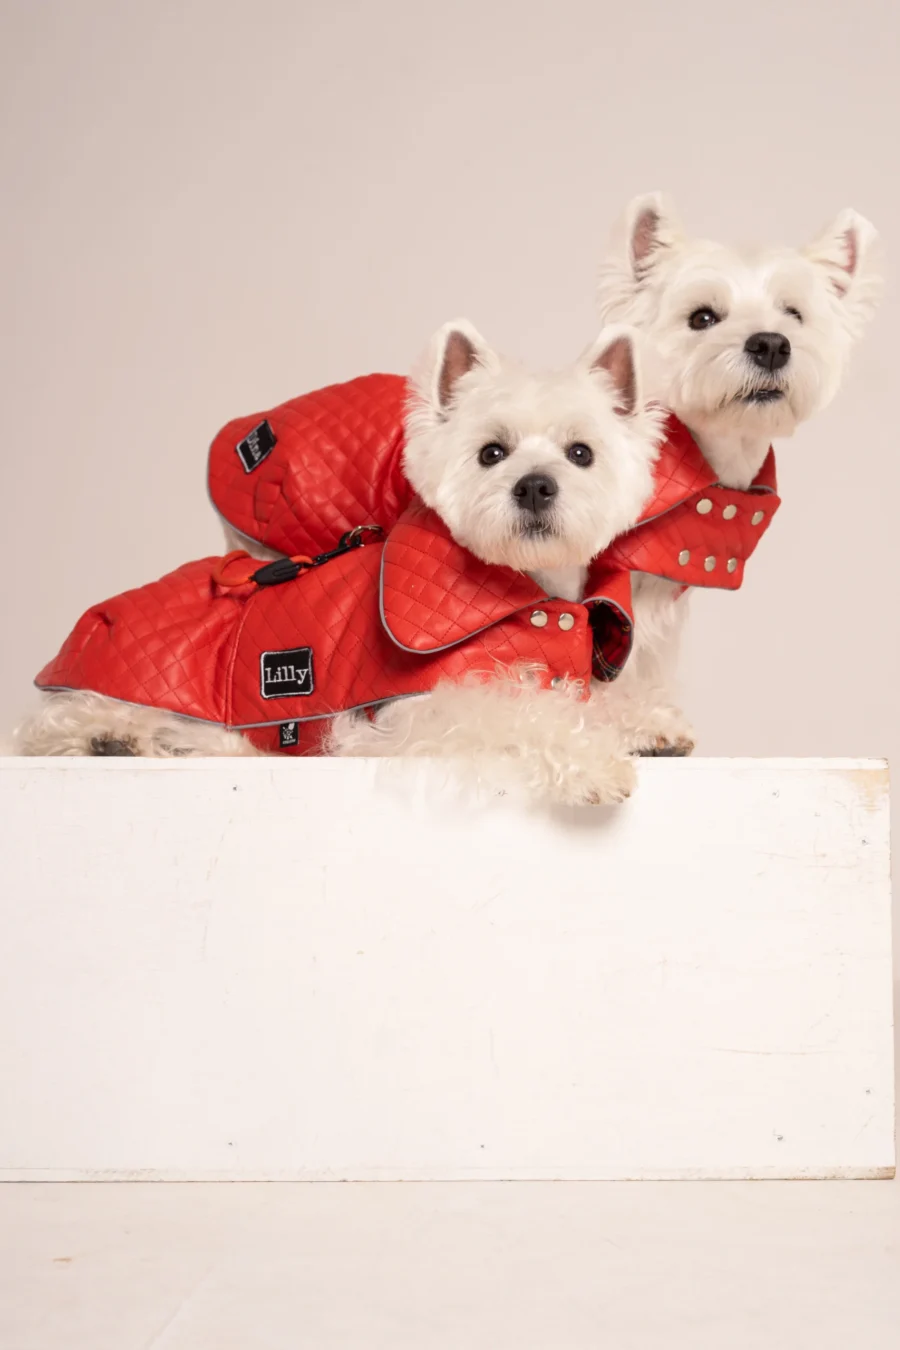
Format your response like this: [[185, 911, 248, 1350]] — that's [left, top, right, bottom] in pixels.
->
[[623, 192, 682, 278], [598, 193, 682, 322], [415, 319, 497, 419], [581, 327, 641, 417], [804, 209, 882, 328]]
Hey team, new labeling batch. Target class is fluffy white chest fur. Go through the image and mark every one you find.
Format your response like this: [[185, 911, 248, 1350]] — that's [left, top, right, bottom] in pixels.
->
[[528, 565, 587, 603]]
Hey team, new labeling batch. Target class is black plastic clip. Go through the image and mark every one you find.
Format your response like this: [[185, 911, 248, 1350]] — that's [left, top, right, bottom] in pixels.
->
[[250, 524, 384, 587], [251, 557, 304, 587]]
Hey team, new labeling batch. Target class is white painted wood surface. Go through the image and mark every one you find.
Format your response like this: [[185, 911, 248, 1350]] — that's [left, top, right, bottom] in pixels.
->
[[0, 756, 893, 1181]]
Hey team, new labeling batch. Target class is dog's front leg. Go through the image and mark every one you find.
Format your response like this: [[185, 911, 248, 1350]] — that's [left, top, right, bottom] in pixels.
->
[[328, 681, 636, 806], [592, 578, 696, 757]]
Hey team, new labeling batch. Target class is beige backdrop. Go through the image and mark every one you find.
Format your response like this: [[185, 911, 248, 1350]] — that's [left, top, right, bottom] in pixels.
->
[[1, 0, 896, 764]]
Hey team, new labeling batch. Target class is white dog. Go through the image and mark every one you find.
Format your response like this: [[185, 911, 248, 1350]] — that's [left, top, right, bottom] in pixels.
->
[[325, 320, 664, 803], [20, 323, 664, 806], [594, 194, 880, 754]]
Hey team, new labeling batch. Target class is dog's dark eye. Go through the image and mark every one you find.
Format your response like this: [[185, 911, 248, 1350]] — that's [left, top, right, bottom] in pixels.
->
[[478, 442, 508, 467], [783, 305, 803, 323], [566, 442, 594, 467], [688, 307, 721, 331]]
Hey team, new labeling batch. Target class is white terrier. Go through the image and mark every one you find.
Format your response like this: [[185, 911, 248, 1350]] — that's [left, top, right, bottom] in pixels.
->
[[327, 319, 663, 803], [21, 323, 664, 806], [594, 194, 880, 754]]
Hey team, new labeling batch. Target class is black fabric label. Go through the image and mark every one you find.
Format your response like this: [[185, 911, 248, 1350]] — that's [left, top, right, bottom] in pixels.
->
[[279, 721, 300, 748], [236, 420, 277, 473], [260, 648, 314, 699]]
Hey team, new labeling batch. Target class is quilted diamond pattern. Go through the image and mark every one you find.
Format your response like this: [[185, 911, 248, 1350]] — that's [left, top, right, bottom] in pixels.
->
[[36, 509, 636, 756], [635, 415, 717, 522], [209, 392, 778, 597], [608, 447, 780, 589], [230, 550, 632, 752], [208, 373, 414, 557], [36, 559, 244, 722], [381, 501, 552, 651]]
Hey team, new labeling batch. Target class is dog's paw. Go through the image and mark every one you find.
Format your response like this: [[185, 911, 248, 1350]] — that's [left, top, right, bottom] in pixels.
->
[[90, 734, 137, 757], [558, 754, 637, 807], [637, 733, 695, 758], [621, 704, 696, 759]]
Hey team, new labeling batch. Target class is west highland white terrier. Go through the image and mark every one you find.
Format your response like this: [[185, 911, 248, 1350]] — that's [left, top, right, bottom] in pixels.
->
[[20, 323, 664, 806], [594, 194, 880, 754]]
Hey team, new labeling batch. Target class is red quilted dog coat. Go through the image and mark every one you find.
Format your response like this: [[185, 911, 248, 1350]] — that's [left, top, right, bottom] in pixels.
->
[[36, 502, 636, 754], [207, 373, 780, 590], [37, 375, 781, 755]]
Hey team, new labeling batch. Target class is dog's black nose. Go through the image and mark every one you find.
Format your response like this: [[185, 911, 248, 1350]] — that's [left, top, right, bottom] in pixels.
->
[[744, 331, 791, 372], [512, 473, 558, 513]]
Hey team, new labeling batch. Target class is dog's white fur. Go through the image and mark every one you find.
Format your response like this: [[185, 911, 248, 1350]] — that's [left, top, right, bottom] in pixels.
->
[[325, 321, 664, 802], [19, 690, 260, 758], [403, 320, 658, 578], [325, 672, 636, 807], [18, 323, 663, 805], [594, 194, 881, 753]]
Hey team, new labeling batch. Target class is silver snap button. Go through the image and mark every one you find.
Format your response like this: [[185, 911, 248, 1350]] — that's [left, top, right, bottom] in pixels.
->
[[722, 504, 737, 520], [726, 558, 738, 573], [704, 556, 716, 572], [678, 549, 690, 566], [751, 510, 765, 526], [696, 498, 713, 515], [557, 612, 575, 631], [530, 609, 548, 628], [550, 677, 565, 690]]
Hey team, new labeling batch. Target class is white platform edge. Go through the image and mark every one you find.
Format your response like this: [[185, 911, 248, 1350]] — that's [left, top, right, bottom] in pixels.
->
[[0, 756, 893, 1182]]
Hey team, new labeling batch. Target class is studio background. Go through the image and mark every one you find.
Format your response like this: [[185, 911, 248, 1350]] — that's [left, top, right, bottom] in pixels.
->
[[1, 0, 895, 775]]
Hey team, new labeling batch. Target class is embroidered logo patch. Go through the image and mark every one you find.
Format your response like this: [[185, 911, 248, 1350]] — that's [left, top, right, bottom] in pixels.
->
[[279, 721, 300, 749], [236, 420, 276, 474], [260, 648, 314, 699]]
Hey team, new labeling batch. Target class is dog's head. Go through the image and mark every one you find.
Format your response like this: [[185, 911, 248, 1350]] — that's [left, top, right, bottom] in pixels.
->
[[597, 194, 881, 442], [403, 320, 662, 572]]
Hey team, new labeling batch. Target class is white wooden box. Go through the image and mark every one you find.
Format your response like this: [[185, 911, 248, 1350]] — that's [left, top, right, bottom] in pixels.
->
[[0, 757, 893, 1181]]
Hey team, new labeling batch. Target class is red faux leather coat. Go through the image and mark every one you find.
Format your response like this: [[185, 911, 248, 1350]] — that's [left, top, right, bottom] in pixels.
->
[[36, 502, 635, 755], [208, 373, 780, 590]]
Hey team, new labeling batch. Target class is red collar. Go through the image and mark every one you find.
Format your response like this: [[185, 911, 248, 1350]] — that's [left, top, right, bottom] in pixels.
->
[[604, 416, 780, 590], [638, 415, 777, 524], [380, 501, 632, 654]]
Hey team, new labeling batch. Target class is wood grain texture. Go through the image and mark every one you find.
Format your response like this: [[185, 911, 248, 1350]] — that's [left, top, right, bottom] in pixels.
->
[[0, 757, 893, 1181]]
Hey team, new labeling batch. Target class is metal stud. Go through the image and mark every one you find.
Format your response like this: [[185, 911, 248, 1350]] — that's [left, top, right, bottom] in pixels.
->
[[726, 558, 738, 573], [722, 504, 737, 520], [530, 609, 548, 628], [678, 549, 690, 566], [751, 510, 765, 526], [704, 556, 716, 572], [558, 613, 575, 631], [551, 677, 565, 690], [696, 498, 713, 515]]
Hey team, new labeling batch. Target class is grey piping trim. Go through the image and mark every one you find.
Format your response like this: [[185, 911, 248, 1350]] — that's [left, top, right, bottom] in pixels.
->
[[585, 596, 632, 625], [377, 547, 553, 655], [633, 478, 777, 531], [35, 684, 227, 729], [630, 566, 745, 589], [229, 692, 422, 730], [377, 546, 635, 658], [34, 682, 417, 732]]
